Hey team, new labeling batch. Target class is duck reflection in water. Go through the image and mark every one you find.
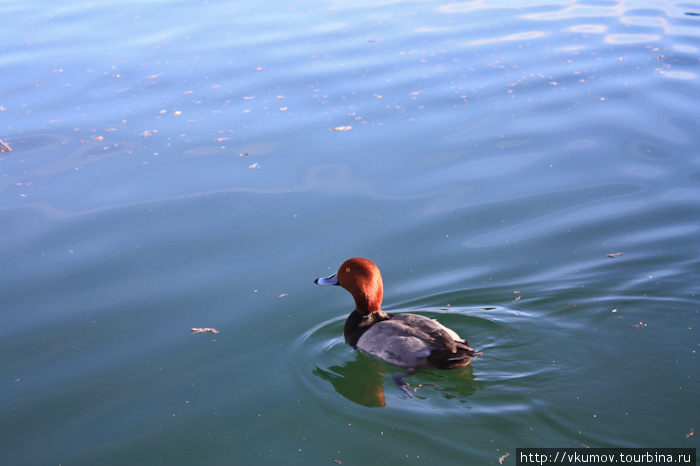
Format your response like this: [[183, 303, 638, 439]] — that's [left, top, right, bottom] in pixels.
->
[[312, 353, 479, 408]]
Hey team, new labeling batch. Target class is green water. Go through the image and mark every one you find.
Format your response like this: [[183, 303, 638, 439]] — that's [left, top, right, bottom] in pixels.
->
[[1, 0, 698, 464]]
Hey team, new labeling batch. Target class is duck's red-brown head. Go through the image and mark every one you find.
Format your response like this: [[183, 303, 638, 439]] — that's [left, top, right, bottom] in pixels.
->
[[315, 258, 384, 315]]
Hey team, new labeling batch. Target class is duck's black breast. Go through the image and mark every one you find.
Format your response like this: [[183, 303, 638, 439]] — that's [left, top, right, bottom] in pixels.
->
[[343, 310, 392, 347]]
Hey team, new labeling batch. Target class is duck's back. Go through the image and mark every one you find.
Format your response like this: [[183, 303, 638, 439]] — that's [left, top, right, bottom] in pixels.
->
[[356, 313, 479, 369]]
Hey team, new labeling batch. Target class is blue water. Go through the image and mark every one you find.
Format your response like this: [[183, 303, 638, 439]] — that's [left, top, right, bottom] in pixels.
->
[[1, 0, 699, 464]]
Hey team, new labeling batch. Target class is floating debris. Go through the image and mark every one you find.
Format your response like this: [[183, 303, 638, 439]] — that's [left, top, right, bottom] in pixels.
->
[[607, 252, 624, 258], [191, 327, 219, 334], [330, 126, 352, 131], [0, 139, 11, 152], [413, 383, 437, 392], [140, 130, 158, 137]]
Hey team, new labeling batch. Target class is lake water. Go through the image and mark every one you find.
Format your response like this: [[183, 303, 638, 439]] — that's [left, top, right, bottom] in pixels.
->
[[1, 0, 699, 464]]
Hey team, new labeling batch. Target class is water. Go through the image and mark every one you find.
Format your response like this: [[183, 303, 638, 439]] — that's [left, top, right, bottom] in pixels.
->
[[1, 0, 699, 464]]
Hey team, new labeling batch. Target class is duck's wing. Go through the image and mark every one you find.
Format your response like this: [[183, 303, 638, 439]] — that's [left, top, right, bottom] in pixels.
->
[[387, 314, 459, 352]]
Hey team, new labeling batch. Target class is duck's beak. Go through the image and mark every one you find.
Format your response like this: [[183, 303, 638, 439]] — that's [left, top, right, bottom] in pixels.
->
[[314, 272, 339, 286]]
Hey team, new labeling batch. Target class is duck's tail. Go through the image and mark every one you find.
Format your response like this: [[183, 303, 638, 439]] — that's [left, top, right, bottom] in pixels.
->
[[429, 341, 482, 370]]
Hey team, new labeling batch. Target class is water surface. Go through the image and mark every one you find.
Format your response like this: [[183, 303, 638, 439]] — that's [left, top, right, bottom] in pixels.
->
[[1, 0, 699, 464]]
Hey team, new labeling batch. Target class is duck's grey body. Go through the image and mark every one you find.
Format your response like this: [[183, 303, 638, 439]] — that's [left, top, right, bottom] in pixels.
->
[[356, 313, 480, 369]]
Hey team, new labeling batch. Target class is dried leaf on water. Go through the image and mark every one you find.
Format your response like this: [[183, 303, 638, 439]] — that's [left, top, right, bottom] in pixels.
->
[[191, 327, 219, 334], [607, 252, 623, 258]]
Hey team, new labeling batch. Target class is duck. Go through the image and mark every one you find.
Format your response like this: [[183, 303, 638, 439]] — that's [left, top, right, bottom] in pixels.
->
[[315, 258, 481, 369]]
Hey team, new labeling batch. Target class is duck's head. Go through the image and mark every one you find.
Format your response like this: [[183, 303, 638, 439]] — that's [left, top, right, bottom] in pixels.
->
[[315, 257, 384, 315]]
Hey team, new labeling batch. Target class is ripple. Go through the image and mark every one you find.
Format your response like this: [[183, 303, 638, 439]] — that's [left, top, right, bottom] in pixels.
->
[[289, 309, 549, 413], [662, 70, 697, 80], [469, 30, 548, 46], [566, 24, 608, 33], [604, 33, 662, 44]]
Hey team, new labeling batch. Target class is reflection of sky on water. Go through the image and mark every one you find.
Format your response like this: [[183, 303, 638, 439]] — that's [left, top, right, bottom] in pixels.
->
[[438, 0, 700, 50]]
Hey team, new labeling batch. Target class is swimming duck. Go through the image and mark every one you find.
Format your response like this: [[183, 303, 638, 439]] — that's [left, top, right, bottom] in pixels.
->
[[315, 258, 481, 369]]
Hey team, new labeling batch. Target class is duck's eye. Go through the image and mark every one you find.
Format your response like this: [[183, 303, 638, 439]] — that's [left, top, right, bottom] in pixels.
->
[[345, 267, 351, 272]]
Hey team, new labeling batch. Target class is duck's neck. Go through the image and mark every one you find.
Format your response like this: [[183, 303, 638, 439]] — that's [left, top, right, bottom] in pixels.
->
[[351, 281, 383, 315], [343, 310, 391, 347]]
